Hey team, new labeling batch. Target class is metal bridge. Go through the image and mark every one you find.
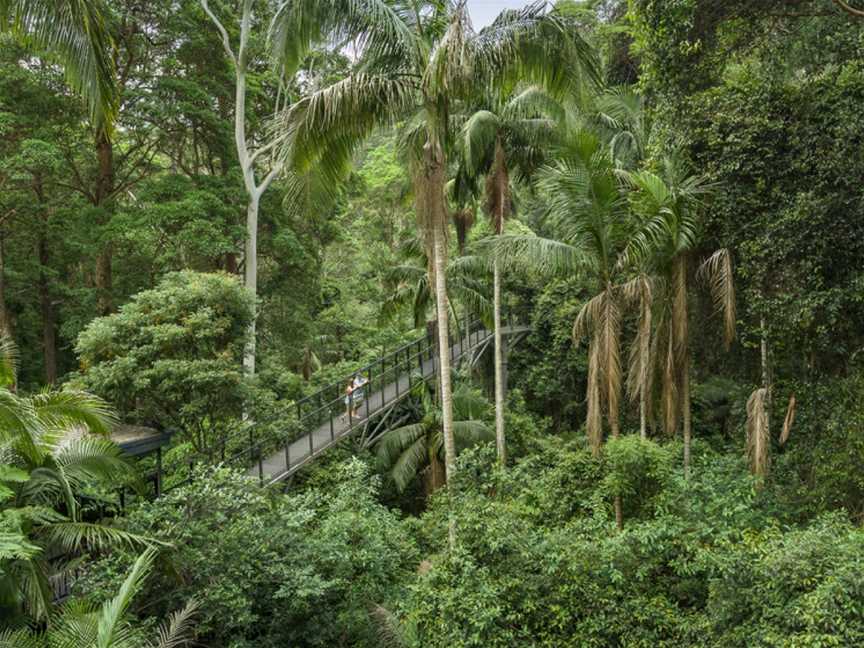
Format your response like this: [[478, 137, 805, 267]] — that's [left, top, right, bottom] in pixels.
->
[[149, 316, 529, 494], [246, 318, 530, 485]]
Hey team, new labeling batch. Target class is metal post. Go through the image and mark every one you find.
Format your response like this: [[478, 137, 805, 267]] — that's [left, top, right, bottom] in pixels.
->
[[329, 406, 335, 440], [249, 427, 254, 464], [309, 426, 315, 458], [395, 351, 401, 398], [285, 438, 291, 472]]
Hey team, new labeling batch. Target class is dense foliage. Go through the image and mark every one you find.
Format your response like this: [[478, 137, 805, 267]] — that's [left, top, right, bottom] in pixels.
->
[[2, 0, 863, 646]]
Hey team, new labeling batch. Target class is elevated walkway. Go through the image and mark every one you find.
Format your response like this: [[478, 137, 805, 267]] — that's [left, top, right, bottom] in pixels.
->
[[247, 320, 529, 485]]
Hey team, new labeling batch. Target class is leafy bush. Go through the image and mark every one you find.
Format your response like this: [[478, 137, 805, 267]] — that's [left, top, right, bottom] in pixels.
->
[[396, 440, 864, 647], [74, 271, 254, 454], [77, 462, 418, 648]]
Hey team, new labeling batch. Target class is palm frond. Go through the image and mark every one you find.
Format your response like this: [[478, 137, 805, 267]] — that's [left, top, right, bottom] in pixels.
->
[[371, 604, 410, 648], [0, 629, 42, 648], [0, 390, 43, 464], [270, 0, 418, 76], [28, 389, 117, 437], [698, 248, 736, 349], [452, 420, 493, 449], [1, 0, 117, 129], [277, 73, 417, 190], [485, 234, 582, 277], [38, 521, 160, 554], [51, 436, 139, 490], [96, 547, 158, 648], [386, 434, 427, 493], [622, 274, 654, 406], [376, 423, 426, 467], [461, 109, 499, 175], [0, 334, 19, 387], [745, 387, 770, 480], [472, 1, 600, 97], [151, 599, 198, 648]]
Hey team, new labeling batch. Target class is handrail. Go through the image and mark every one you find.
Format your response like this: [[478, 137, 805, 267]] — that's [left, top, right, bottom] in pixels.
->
[[152, 312, 528, 492]]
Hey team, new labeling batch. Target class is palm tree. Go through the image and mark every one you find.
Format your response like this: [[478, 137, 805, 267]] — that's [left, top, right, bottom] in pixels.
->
[[376, 380, 492, 496], [460, 85, 561, 467], [0, 548, 198, 647], [621, 157, 735, 477], [274, 0, 597, 490], [492, 128, 630, 527], [380, 234, 490, 330], [0, 337, 146, 622], [0, 0, 116, 130]]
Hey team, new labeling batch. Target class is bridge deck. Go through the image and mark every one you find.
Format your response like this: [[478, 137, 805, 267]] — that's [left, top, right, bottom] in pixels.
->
[[251, 325, 529, 484]]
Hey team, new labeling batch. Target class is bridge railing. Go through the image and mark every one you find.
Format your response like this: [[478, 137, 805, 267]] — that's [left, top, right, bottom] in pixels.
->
[[154, 315, 510, 492]]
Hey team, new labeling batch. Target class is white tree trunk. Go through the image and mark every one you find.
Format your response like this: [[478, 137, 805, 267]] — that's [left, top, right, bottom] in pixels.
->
[[243, 194, 259, 375], [493, 259, 506, 467], [202, 0, 282, 377]]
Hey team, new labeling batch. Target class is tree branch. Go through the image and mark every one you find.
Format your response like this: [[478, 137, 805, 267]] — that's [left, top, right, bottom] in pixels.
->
[[200, 0, 237, 63], [834, 0, 864, 17], [257, 162, 284, 196], [248, 131, 290, 166]]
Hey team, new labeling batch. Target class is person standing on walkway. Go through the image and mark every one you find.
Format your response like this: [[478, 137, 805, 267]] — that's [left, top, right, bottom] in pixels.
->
[[350, 372, 367, 419], [343, 372, 368, 421]]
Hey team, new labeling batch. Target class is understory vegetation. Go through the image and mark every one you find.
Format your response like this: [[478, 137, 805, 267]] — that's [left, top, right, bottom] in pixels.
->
[[2, 0, 864, 646]]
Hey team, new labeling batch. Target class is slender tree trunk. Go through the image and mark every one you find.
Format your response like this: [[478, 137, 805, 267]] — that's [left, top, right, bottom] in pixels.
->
[[639, 390, 647, 440], [38, 235, 57, 384], [202, 0, 284, 378], [490, 139, 509, 467], [432, 207, 457, 550], [243, 193, 258, 375], [493, 259, 506, 467], [682, 349, 692, 478], [760, 315, 771, 433], [95, 245, 113, 315], [610, 367, 623, 530], [432, 223, 456, 481], [94, 129, 115, 315], [673, 255, 692, 478]]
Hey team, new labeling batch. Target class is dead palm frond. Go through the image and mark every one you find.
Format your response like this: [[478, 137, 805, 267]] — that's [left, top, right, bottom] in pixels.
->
[[779, 393, 796, 447], [746, 387, 770, 479], [574, 286, 623, 449], [622, 274, 655, 436], [698, 248, 736, 349]]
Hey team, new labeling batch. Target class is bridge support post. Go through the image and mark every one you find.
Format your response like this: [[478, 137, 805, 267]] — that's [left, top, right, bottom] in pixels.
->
[[285, 440, 290, 473]]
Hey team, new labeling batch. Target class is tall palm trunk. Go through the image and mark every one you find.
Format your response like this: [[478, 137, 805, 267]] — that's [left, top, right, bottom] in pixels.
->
[[493, 258, 506, 466], [489, 140, 509, 467], [432, 209, 456, 481], [673, 255, 692, 478]]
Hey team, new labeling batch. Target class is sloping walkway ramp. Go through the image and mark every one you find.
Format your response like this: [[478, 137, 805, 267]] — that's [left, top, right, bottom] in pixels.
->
[[249, 321, 529, 485]]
